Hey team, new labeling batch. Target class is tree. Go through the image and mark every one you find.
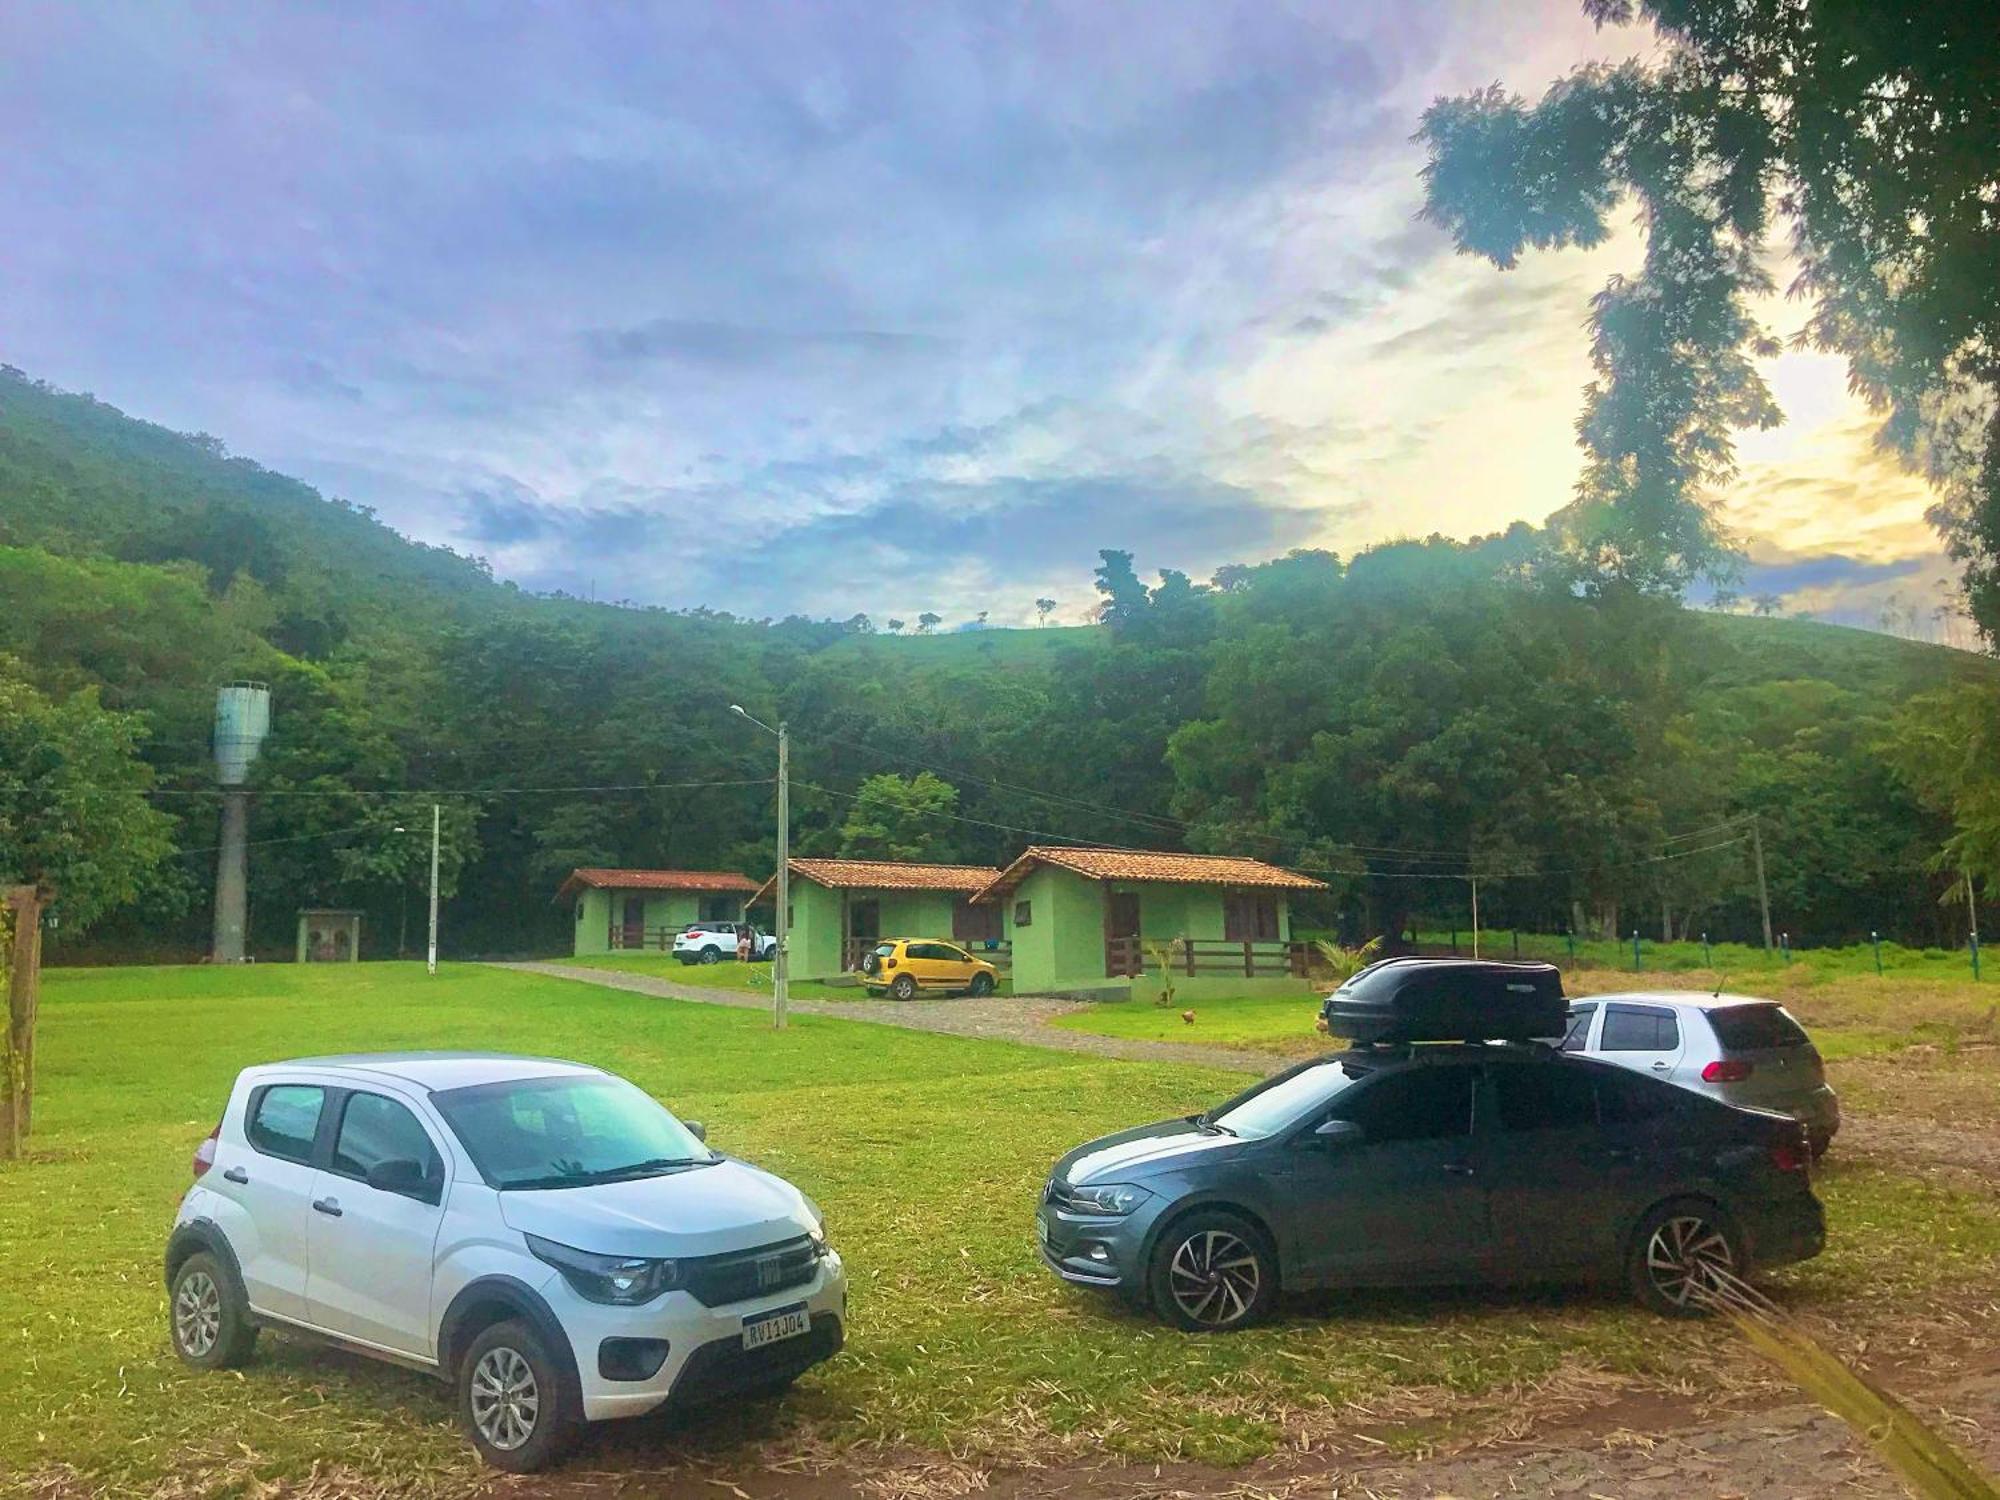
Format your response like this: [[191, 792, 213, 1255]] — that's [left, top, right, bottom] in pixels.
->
[[1035, 598, 1057, 626], [1418, 2, 2000, 630], [1093, 549, 1151, 629], [1887, 684, 2000, 890], [917, 612, 941, 635], [0, 660, 176, 932], [837, 773, 960, 862], [973, 610, 989, 629], [843, 613, 875, 635], [886, 618, 906, 635], [332, 798, 482, 955], [1751, 594, 1783, 618]]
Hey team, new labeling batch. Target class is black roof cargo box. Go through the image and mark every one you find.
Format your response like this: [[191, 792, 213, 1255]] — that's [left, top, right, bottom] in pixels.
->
[[1320, 957, 1565, 1043]]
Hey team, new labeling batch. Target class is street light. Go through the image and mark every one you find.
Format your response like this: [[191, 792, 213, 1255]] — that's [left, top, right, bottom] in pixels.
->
[[391, 814, 440, 974], [731, 704, 790, 1029]]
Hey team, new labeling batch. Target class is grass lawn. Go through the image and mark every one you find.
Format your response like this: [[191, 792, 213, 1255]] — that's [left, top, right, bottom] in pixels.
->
[[4, 963, 1997, 1497], [1401, 928, 1990, 987], [1054, 964, 1998, 1064], [564, 950, 1016, 1000]]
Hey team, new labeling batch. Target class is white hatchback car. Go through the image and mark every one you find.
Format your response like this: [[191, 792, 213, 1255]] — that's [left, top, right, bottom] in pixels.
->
[[166, 1053, 846, 1471]]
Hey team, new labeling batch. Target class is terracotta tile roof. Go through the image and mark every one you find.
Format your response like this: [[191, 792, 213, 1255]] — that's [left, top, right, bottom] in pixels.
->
[[554, 867, 759, 905], [746, 858, 1003, 907], [971, 846, 1326, 903]]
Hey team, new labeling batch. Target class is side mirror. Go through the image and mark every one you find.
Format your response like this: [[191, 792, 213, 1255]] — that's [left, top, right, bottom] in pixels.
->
[[365, 1157, 436, 1201], [1311, 1118, 1364, 1148], [684, 1120, 707, 1143]]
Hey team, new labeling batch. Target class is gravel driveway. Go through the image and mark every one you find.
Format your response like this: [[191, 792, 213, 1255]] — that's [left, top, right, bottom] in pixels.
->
[[492, 961, 1269, 1074]]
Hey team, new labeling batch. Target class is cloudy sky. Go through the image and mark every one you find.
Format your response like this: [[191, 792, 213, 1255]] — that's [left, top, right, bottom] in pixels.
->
[[0, 1, 1963, 635]]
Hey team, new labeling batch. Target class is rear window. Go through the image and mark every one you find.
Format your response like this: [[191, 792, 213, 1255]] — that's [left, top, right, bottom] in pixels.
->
[[247, 1084, 324, 1163], [1707, 1004, 1810, 1051], [1594, 1067, 1683, 1124], [1493, 1064, 1598, 1132], [1559, 1003, 1597, 1052], [1600, 1004, 1680, 1052]]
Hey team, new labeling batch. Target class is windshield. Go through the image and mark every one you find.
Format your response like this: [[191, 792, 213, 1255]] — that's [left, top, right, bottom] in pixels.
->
[[431, 1074, 715, 1190], [1208, 1059, 1372, 1139]]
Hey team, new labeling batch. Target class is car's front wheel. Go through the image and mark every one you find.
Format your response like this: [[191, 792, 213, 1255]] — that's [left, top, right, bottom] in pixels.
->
[[168, 1250, 258, 1369], [459, 1319, 577, 1473], [890, 973, 918, 1000], [968, 971, 995, 997], [1627, 1198, 1742, 1318], [698, 947, 722, 965], [1147, 1211, 1275, 1332]]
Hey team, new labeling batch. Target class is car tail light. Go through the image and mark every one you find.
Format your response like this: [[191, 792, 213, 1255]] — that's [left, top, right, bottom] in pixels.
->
[[1702, 1059, 1753, 1083], [883, 958, 897, 969], [1769, 1140, 1807, 1174], [192, 1124, 220, 1179]]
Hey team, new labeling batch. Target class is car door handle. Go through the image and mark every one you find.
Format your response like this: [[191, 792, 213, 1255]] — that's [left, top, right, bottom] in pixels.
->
[[222, 1166, 249, 1184], [1441, 1162, 1476, 1177], [312, 1197, 343, 1217], [1651, 1061, 1671, 1071]]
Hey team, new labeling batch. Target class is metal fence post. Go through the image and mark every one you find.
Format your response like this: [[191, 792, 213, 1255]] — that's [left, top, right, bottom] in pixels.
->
[[1632, 929, 1642, 970], [1780, 931, 1790, 964], [1702, 931, 1711, 967], [1566, 928, 1576, 966], [1872, 930, 1882, 976]]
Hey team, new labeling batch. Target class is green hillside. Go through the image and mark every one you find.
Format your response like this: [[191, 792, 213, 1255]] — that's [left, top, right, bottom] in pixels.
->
[[1, 366, 1994, 962]]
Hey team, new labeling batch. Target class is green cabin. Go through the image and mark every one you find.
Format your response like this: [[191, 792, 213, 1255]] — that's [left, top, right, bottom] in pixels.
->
[[558, 868, 761, 956], [973, 847, 1324, 997], [747, 859, 1004, 980]]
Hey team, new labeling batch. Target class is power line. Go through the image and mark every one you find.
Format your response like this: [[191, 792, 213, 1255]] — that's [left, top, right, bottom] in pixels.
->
[[0, 776, 776, 801]]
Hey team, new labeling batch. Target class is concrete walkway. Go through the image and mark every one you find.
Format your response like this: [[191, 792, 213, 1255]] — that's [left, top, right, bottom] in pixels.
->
[[493, 961, 1271, 1074]]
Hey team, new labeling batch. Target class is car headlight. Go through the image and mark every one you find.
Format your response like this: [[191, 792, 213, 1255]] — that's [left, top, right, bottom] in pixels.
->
[[525, 1233, 680, 1305], [1067, 1182, 1152, 1216], [801, 1195, 829, 1252]]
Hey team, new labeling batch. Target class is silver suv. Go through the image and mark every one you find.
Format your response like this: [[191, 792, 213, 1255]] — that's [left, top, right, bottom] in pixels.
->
[[166, 1054, 845, 1471], [1559, 994, 1839, 1154]]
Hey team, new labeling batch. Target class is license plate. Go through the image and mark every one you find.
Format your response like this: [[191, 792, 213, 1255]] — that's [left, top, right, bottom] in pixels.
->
[[1036, 1214, 1051, 1248], [742, 1302, 811, 1351]]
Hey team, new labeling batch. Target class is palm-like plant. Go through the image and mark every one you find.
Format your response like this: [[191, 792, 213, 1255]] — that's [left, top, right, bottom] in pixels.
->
[[1693, 1270, 1998, 1499]]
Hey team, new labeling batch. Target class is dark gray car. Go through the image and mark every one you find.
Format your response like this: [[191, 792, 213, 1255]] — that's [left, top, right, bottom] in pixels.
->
[[1038, 1043, 1824, 1329]]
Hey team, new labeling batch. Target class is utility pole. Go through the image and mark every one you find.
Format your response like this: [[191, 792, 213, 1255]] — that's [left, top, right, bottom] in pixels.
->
[[426, 802, 440, 977], [1750, 817, 1773, 952], [775, 722, 790, 1029], [732, 705, 790, 1030]]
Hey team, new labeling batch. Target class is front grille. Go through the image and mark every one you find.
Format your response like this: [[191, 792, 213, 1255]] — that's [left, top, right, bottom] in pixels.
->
[[1043, 1177, 1084, 1213], [681, 1235, 819, 1309]]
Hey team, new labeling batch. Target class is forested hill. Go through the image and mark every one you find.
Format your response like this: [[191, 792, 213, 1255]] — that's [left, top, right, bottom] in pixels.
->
[[3, 366, 1995, 962]]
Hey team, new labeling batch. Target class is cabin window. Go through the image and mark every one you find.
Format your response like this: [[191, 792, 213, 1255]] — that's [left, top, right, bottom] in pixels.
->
[[1222, 893, 1279, 942], [1013, 900, 1032, 928]]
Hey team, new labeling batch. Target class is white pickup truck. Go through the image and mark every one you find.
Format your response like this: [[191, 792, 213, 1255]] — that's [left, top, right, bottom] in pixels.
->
[[672, 922, 777, 964]]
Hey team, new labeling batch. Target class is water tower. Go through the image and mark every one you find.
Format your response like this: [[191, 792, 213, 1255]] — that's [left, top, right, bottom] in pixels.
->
[[211, 682, 271, 962]]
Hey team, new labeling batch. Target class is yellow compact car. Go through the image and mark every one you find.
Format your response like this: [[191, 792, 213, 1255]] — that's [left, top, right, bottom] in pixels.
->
[[860, 939, 1000, 999]]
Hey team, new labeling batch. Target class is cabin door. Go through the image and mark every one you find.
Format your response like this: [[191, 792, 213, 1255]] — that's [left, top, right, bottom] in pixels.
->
[[621, 895, 647, 949], [1104, 891, 1141, 976]]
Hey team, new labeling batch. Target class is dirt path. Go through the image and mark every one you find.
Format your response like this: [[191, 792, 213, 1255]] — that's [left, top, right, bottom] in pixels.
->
[[493, 961, 1269, 1074], [496, 1365, 2000, 1500]]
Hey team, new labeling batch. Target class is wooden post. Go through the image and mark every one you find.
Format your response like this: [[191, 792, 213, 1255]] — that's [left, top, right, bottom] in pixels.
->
[[1243, 940, 1254, 978], [4, 886, 45, 1158]]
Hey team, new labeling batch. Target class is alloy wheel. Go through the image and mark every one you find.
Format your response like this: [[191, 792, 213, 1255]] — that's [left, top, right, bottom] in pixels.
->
[[1167, 1229, 1262, 1327], [173, 1270, 222, 1358], [1644, 1214, 1735, 1308], [469, 1346, 540, 1451]]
